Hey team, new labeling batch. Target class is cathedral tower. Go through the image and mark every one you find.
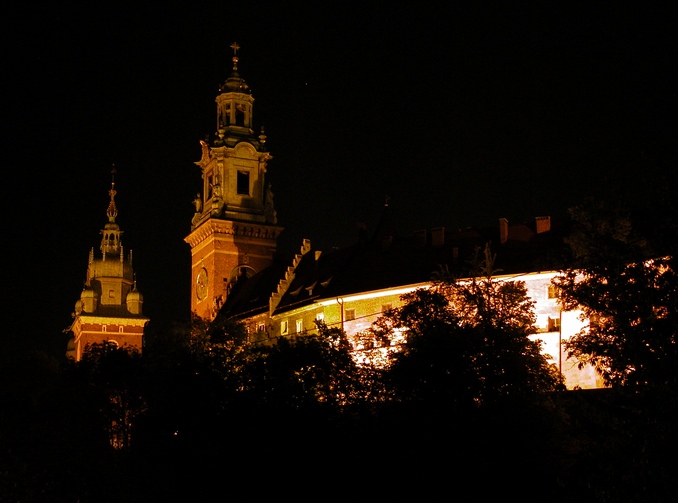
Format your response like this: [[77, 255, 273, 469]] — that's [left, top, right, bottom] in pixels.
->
[[67, 170, 148, 361], [185, 43, 283, 320]]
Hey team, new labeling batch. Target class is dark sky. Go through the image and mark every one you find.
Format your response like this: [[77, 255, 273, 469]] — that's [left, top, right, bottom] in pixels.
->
[[7, 2, 676, 354]]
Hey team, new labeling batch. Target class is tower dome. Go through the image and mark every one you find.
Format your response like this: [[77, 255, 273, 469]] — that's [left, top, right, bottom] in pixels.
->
[[218, 42, 251, 94], [80, 286, 99, 313], [219, 69, 251, 94], [126, 284, 144, 315]]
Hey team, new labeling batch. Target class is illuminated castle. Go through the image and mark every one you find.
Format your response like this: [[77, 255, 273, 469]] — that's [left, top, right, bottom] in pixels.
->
[[66, 170, 148, 361], [184, 45, 604, 390]]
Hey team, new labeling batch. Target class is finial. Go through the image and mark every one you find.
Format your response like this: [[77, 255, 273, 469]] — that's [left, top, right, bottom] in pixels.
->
[[107, 165, 119, 222], [230, 41, 240, 70]]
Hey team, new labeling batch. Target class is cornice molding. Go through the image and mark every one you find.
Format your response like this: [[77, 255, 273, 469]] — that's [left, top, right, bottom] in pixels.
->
[[71, 315, 149, 328], [185, 218, 284, 248]]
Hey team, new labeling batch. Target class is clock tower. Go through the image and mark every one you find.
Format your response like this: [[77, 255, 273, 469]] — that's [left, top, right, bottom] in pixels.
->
[[185, 44, 283, 320]]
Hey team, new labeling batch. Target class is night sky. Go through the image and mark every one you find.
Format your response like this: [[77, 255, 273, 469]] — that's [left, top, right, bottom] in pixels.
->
[[7, 2, 676, 355]]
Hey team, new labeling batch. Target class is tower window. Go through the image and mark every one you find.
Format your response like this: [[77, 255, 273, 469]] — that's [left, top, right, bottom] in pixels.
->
[[235, 103, 246, 126], [237, 171, 249, 195]]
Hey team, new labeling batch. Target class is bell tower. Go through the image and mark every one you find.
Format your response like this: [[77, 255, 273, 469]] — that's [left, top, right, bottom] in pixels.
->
[[185, 43, 283, 320], [67, 169, 148, 361]]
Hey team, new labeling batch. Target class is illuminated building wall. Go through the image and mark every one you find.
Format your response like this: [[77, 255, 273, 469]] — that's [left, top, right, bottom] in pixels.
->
[[221, 224, 606, 390]]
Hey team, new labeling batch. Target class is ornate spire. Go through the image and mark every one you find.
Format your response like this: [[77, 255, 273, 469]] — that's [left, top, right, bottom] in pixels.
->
[[106, 166, 118, 223], [101, 166, 122, 257]]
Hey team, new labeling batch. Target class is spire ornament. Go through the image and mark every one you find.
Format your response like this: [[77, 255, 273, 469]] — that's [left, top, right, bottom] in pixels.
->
[[230, 42, 240, 70], [107, 166, 118, 223]]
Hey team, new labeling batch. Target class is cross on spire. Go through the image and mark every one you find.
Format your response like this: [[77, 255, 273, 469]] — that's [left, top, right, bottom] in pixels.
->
[[230, 42, 240, 70]]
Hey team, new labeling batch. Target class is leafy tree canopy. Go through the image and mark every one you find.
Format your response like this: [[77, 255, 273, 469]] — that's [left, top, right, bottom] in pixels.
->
[[373, 243, 562, 409], [238, 321, 379, 414], [554, 192, 678, 389]]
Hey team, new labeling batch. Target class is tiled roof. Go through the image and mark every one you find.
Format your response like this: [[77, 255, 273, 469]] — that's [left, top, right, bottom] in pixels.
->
[[219, 213, 571, 320]]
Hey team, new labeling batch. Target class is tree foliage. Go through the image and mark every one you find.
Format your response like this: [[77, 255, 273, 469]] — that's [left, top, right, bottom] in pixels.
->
[[373, 243, 562, 409], [554, 195, 678, 389], [238, 321, 379, 414], [73, 342, 147, 450]]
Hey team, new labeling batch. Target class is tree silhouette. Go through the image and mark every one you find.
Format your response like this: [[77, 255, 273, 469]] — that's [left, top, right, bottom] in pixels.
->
[[238, 321, 378, 414], [554, 196, 678, 389], [373, 243, 562, 410], [74, 342, 146, 450]]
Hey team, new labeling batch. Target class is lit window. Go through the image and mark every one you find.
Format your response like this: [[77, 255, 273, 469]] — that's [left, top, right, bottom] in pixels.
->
[[316, 312, 324, 322], [281, 320, 288, 335], [296, 319, 303, 333], [237, 171, 249, 195], [548, 316, 561, 332], [345, 309, 356, 321], [257, 323, 266, 332]]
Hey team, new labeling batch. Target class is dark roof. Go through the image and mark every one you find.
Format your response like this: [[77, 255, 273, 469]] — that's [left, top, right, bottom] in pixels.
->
[[86, 304, 149, 320], [217, 253, 290, 319], [219, 213, 571, 320]]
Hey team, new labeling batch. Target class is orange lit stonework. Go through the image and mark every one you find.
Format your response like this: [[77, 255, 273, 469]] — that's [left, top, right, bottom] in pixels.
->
[[185, 45, 282, 321], [190, 48, 604, 390], [67, 172, 148, 361]]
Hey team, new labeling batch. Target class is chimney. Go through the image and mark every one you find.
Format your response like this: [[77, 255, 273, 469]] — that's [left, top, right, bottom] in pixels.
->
[[499, 218, 509, 244], [535, 216, 551, 234], [414, 229, 427, 247], [431, 227, 445, 248]]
